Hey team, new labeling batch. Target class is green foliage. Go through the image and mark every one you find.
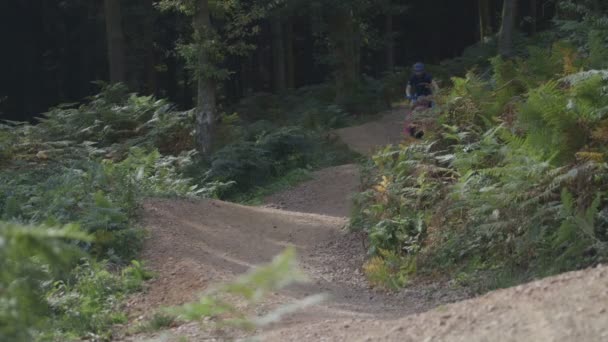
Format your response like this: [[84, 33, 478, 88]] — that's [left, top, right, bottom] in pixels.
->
[[0, 222, 90, 342], [442, 72, 494, 128], [206, 124, 356, 197], [47, 261, 125, 340], [555, 1, 608, 49], [158, 0, 267, 83], [490, 56, 527, 108], [131, 312, 177, 333], [207, 126, 311, 192], [36, 83, 194, 154], [42, 258, 153, 341], [551, 189, 607, 272], [121, 260, 155, 292], [588, 30, 608, 69], [351, 142, 450, 259], [234, 168, 312, 205], [354, 29, 608, 290], [519, 75, 608, 164], [0, 149, 193, 339], [1, 165, 133, 261], [363, 250, 415, 290], [231, 84, 374, 131], [0, 86, 211, 339], [0, 146, 208, 262], [518, 81, 581, 163], [338, 76, 391, 115]]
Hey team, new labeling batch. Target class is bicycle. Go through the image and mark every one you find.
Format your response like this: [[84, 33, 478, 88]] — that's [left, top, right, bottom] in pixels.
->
[[403, 94, 434, 139]]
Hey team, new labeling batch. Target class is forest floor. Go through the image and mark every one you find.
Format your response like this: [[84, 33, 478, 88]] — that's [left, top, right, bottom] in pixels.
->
[[122, 107, 608, 341]]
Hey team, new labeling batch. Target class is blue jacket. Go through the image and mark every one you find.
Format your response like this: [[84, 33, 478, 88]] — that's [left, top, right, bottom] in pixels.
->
[[409, 73, 433, 96]]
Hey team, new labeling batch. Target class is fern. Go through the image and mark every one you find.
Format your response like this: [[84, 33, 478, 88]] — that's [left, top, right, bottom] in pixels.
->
[[518, 81, 588, 163], [356, 8, 608, 289], [588, 30, 608, 69], [0, 222, 91, 342]]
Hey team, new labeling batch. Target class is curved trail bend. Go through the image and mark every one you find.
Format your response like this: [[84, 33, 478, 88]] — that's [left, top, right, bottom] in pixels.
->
[[127, 107, 608, 341]]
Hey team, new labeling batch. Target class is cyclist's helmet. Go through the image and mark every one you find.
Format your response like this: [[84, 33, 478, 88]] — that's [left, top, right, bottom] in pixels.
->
[[414, 62, 425, 72]]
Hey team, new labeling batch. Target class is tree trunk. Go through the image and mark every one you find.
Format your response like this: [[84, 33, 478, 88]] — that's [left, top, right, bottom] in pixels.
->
[[143, 0, 157, 94], [271, 17, 287, 92], [166, 55, 177, 100], [285, 21, 296, 89], [257, 46, 271, 91], [241, 54, 255, 96], [103, 0, 126, 83], [194, 0, 216, 155], [385, 14, 395, 71], [498, 0, 517, 57], [182, 66, 193, 108], [478, 0, 492, 42], [529, 0, 537, 35], [329, 7, 359, 106]]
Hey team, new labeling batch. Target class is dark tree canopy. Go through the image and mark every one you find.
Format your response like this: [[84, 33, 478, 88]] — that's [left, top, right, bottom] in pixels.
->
[[0, 0, 553, 122]]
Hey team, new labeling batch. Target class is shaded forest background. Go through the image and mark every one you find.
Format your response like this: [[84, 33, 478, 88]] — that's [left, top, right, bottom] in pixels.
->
[[0, 0, 551, 122]]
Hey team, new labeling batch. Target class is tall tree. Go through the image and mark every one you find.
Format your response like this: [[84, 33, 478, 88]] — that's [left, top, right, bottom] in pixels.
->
[[382, 1, 407, 71], [158, 0, 266, 153], [529, 0, 537, 35], [142, 0, 157, 94], [103, 0, 127, 83], [478, 0, 492, 42], [498, 0, 518, 56], [271, 16, 287, 92], [385, 13, 395, 71], [285, 20, 296, 89], [329, 6, 359, 105], [193, 0, 216, 154]]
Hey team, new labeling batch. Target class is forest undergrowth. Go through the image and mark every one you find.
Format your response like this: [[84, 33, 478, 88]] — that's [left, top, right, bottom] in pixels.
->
[[354, 13, 608, 292], [0, 82, 366, 340]]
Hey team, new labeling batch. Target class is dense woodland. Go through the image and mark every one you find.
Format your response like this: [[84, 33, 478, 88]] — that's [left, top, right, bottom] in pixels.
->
[[3, 0, 552, 123], [2, 0, 608, 340]]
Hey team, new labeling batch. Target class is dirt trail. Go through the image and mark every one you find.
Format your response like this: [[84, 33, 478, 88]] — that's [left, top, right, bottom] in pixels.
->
[[263, 265, 608, 342], [333, 110, 405, 156], [127, 106, 608, 341]]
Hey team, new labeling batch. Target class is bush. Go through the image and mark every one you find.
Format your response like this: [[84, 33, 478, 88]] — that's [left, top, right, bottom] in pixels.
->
[[15, 83, 195, 163], [0, 86, 208, 339], [207, 127, 314, 193], [0, 146, 206, 262], [0, 222, 90, 342], [339, 76, 391, 115], [354, 31, 608, 289], [363, 250, 415, 290]]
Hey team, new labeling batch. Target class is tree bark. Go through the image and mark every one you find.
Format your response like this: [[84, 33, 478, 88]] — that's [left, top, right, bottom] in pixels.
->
[[194, 0, 216, 155], [329, 7, 359, 106], [257, 46, 271, 91], [103, 0, 126, 83], [142, 0, 157, 94], [271, 17, 287, 92], [529, 0, 537, 35], [385, 13, 395, 71], [478, 0, 492, 42], [498, 0, 517, 57], [285, 20, 296, 89]]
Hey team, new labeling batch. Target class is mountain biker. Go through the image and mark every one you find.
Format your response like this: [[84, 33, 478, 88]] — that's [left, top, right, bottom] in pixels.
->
[[406, 62, 439, 108]]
